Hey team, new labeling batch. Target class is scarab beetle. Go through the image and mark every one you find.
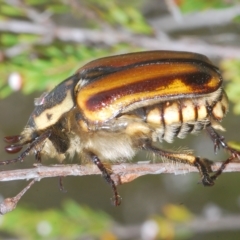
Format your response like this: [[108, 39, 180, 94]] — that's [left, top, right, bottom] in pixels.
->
[[2, 51, 240, 206]]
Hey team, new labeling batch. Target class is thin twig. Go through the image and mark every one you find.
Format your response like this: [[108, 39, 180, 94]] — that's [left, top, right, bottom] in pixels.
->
[[4, 0, 53, 23], [113, 214, 240, 239], [0, 179, 36, 214], [0, 162, 239, 184], [150, 4, 240, 32], [164, 0, 183, 22]]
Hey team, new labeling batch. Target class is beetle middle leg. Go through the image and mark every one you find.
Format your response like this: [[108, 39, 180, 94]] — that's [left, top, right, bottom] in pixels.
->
[[143, 141, 215, 186], [89, 153, 121, 206], [206, 126, 240, 181]]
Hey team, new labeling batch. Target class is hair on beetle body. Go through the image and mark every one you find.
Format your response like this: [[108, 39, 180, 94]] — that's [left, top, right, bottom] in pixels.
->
[[2, 50, 240, 206]]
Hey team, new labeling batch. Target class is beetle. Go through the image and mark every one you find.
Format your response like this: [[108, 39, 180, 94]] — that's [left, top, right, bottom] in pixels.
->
[[2, 51, 240, 206]]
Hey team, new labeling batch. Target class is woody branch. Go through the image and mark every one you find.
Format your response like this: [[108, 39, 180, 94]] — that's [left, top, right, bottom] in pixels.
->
[[0, 162, 239, 184]]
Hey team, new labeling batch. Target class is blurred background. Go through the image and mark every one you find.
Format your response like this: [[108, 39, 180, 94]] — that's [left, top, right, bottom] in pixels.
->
[[1, 0, 240, 239]]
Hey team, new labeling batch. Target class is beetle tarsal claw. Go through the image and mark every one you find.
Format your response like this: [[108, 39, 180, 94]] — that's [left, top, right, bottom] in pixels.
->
[[206, 126, 227, 154], [202, 176, 215, 186], [206, 126, 240, 180]]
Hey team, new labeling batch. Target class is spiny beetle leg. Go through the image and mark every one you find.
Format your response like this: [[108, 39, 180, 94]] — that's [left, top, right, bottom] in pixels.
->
[[143, 141, 214, 186], [90, 154, 121, 206], [0, 130, 51, 165], [59, 176, 67, 193], [35, 150, 42, 163], [207, 126, 240, 180], [206, 126, 227, 153], [211, 155, 234, 182], [194, 158, 214, 186], [34, 140, 46, 163], [207, 126, 240, 155]]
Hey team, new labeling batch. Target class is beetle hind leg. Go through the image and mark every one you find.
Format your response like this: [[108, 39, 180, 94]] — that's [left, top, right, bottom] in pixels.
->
[[207, 126, 240, 181], [90, 153, 121, 206], [143, 141, 215, 186]]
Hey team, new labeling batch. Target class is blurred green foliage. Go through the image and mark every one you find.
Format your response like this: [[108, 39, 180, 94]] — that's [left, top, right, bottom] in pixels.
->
[[0, 200, 112, 239], [179, 0, 234, 13], [153, 204, 193, 239], [0, 199, 199, 239], [0, 0, 151, 98], [221, 59, 240, 115]]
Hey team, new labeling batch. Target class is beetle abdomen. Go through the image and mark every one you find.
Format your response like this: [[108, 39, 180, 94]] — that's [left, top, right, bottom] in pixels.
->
[[145, 88, 228, 143]]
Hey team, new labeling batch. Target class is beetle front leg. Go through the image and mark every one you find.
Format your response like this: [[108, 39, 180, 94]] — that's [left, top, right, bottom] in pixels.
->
[[1, 130, 51, 165], [206, 126, 240, 181], [89, 153, 121, 206], [143, 141, 215, 186]]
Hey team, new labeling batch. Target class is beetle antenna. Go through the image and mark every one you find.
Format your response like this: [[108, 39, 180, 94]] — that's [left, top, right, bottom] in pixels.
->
[[4, 135, 22, 144], [0, 130, 51, 165], [90, 154, 121, 206]]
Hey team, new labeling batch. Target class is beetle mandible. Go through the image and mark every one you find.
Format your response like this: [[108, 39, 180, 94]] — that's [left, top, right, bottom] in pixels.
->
[[2, 51, 240, 206]]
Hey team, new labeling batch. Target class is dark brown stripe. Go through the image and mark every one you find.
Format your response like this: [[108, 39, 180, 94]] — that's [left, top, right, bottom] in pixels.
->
[[86, 72, 213, 111], [160, 104, 165, 138], [206, 99, 212, 117], [175, 100, 183, 137], [194, 102, 198, 121]]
